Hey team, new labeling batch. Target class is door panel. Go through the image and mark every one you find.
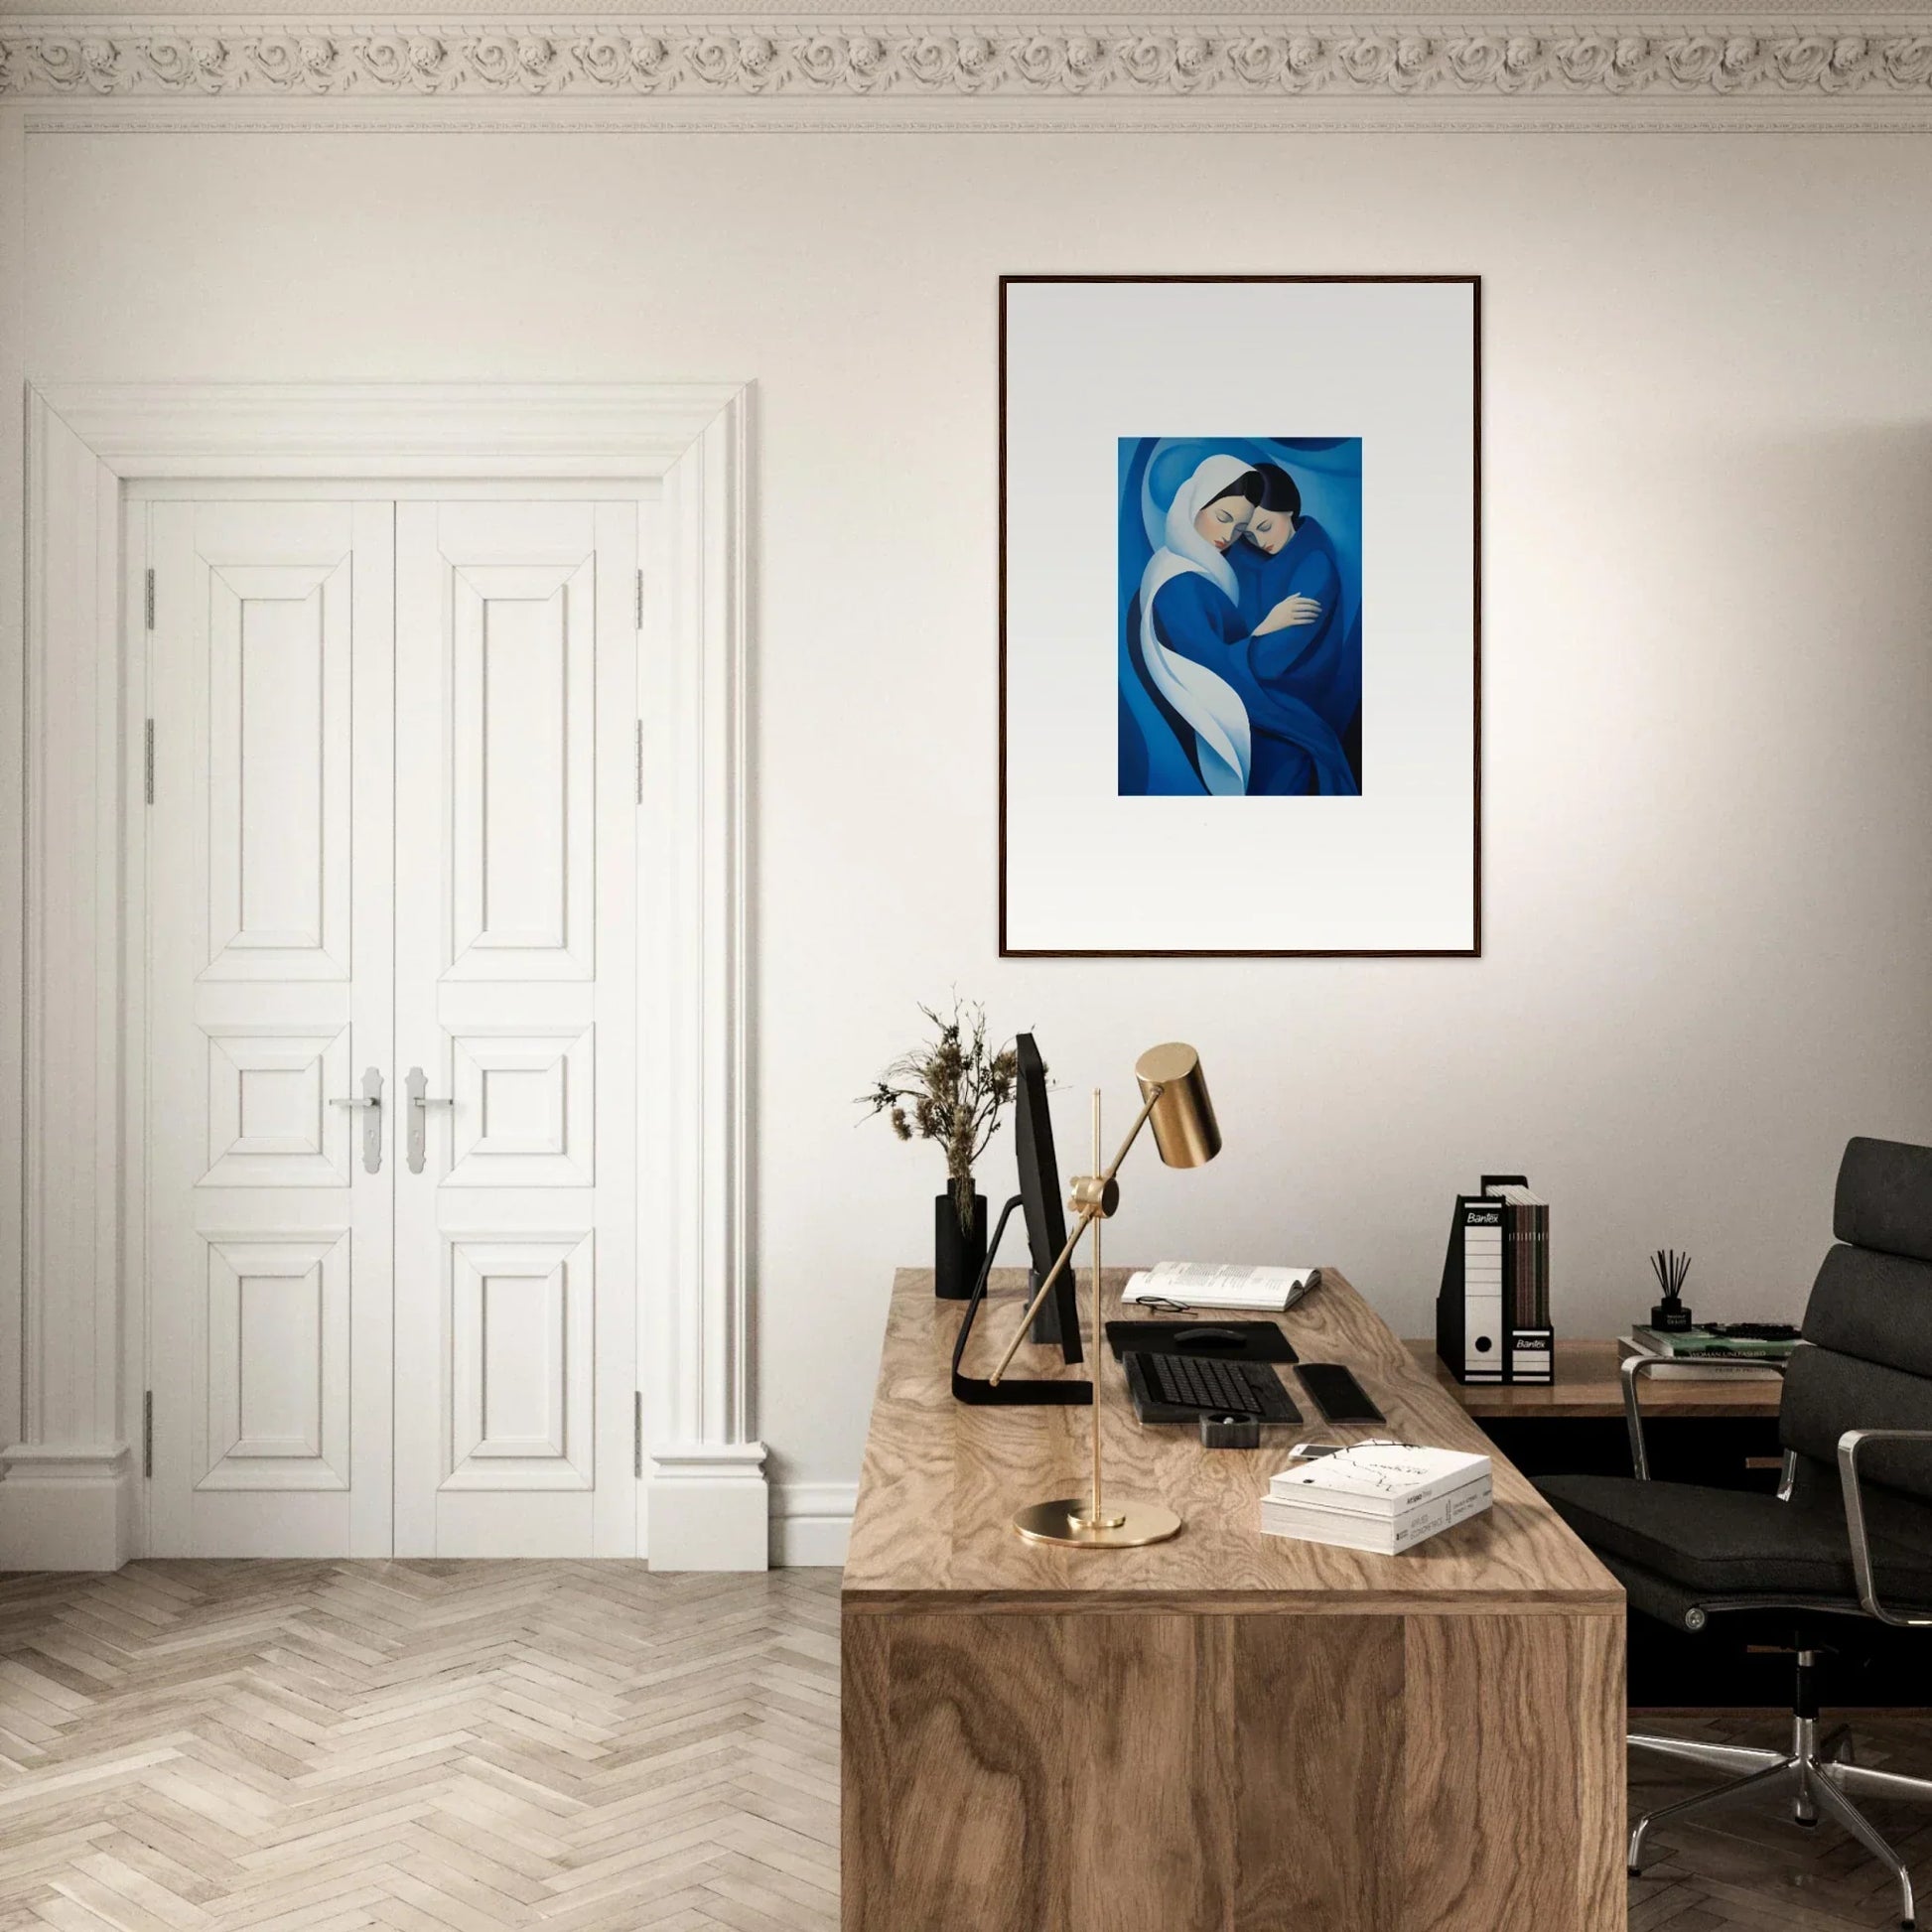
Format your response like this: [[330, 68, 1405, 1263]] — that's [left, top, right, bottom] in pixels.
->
[[446, 1028, 596, 1187], [201, 1230, 350, 1489], [204, 563, 352, 978], [449, 560, 596, 978], [446, 1233, 595, 1490], [200, 1025, 353, 1187], [393, 501, 637, 1557], [147, 501, 395, 1557]]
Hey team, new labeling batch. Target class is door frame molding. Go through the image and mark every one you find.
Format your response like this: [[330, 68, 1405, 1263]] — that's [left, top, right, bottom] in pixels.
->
[[4, 381, 764, 1572]]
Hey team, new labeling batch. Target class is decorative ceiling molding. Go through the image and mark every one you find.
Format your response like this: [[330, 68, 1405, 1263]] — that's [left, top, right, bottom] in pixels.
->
[[4, 16, 1931, 123]]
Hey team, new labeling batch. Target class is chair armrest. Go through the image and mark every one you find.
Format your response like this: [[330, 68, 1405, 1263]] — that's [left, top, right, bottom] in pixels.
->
[[1837, 1429, 1932, 1627], [1620, 1350, 1789, 1481]]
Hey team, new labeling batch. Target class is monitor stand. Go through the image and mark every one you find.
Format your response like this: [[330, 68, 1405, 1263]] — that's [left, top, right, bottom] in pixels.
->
[[950, 1196, 1092, 1407], [1029, 1269, 1069, 1346]]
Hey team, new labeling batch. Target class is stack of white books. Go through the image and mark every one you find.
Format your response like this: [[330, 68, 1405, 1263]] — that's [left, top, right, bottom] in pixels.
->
[[1260, 1444, 1493, 1555]]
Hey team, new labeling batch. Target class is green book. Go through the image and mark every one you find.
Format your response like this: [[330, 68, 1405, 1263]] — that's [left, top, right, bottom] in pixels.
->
[[1631, 1325, 1797, 1360]]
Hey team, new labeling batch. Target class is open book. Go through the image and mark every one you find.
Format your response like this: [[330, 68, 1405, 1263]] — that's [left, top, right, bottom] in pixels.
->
[[1121, 1262, 1317, 1312]]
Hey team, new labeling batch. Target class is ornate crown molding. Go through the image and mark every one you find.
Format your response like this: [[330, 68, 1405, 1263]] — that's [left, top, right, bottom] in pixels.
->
[[4, 16, 1931, 120]]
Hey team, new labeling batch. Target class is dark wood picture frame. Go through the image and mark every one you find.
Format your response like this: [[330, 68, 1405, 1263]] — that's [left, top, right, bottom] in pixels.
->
[[997, 273, 1482, 959]]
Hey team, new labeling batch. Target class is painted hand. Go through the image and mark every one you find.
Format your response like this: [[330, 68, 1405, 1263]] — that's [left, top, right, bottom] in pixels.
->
[[1254, 594, 1321, 636]]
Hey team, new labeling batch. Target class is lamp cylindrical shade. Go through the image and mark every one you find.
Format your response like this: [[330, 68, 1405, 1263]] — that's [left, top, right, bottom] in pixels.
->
[[1134, 1042, 1221, 1169]]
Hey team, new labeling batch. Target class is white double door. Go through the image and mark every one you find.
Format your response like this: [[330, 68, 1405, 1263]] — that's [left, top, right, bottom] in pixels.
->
[[145, 494, 640, 1558]]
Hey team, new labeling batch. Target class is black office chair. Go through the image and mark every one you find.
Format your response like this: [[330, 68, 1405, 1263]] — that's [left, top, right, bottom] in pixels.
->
[[1538, 1136, 1932, 1930]]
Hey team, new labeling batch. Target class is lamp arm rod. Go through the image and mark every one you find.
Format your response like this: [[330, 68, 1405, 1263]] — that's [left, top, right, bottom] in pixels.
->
[[985, 1205, 1098, 1387], [986, 1085, 1165, 1387], [1097, 1085, 1163, 1187]]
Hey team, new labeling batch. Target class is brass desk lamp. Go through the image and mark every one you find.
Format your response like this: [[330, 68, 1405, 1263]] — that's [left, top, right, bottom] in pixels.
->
[[987, 1041, 1221, 1548]]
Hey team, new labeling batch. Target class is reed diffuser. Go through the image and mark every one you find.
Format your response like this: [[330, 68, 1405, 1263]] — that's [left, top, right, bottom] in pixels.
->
[[1649, 1248, 1694, 1332]]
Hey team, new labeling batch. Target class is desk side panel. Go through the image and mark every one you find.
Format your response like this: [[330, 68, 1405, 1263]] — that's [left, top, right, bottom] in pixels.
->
[[840, 1612, 892, 1930], [845, 1610, 1069, 1931], [843, 1608, 1416, 1932], [1403, 1611, 1625, 1932], [1233, 1613, 1406, 1931]]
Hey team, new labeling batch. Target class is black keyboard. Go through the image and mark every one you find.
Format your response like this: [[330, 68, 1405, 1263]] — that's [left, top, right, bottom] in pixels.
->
[[1124, 1351, 1302, 1424]]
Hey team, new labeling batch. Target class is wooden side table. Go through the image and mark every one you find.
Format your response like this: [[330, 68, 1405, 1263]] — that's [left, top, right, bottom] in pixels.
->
[[1407, 1336, 1782, 1418]]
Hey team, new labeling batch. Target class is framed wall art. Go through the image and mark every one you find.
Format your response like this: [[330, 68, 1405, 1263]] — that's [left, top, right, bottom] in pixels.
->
[[999, 275, 1480, 957]]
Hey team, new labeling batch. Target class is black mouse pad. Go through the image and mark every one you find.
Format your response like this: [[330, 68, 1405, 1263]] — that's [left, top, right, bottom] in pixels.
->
[[1104, 1319, 1297, 1364]]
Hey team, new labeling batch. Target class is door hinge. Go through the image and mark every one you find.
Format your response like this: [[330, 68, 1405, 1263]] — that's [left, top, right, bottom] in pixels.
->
[[142, 1391, 153, 1478], [633, 1392, 643, 1479], [144, 720, 156, 806], [634, 720, 644, 805], [144, 568, 156, 631], [634, 567, 644, 631]]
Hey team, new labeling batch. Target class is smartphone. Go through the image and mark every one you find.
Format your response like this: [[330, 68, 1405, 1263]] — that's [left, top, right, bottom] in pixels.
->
[[1297, 1363, 1385, 1425]]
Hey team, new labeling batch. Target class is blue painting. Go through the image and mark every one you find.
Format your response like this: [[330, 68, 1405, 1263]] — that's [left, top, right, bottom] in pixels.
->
[[1119, 438, 1363, 797]]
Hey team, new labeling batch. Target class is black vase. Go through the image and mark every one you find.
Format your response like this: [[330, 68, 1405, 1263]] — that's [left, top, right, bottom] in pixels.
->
[[934, 1187, 989, 1301]]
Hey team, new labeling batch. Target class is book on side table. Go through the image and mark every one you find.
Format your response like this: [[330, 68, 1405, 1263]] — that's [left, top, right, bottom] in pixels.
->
[[1618, 1324, 1798, 1382], [1259, 1444, 1492, 1555]]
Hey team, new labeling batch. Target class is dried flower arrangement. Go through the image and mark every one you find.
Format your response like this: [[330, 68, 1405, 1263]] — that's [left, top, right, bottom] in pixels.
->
[[861, 999, 1021, 1233]]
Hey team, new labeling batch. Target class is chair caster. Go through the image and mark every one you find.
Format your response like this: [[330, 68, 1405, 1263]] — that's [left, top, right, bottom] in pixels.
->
[[1795, 1814, 1819, 1828]]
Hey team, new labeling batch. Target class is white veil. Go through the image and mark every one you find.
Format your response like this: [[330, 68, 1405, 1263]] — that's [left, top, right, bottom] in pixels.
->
[[1136, 453, 1254, 797]]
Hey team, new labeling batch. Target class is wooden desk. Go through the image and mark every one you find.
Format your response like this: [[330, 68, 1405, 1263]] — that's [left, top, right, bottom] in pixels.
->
[[843, 1269, 1625, 1932], [1408, 1337, 1783, 1420]]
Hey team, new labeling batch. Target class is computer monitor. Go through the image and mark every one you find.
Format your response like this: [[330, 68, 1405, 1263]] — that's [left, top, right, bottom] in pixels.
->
[[948, 1031, 1090, 1405], [1013, 1033, 1083, 1363]]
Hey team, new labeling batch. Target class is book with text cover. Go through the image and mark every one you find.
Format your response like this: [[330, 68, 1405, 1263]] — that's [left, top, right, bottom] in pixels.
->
[[1259, 1483, 1493, 1555], [1259, 1444, 1492, 1556], [1270, 1444, 1490, 1514], [1620, 1329, 1789, 1381]]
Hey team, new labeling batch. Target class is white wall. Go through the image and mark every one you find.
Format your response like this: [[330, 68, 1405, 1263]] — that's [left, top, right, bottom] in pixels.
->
[[20, 126, 1932, 1536]]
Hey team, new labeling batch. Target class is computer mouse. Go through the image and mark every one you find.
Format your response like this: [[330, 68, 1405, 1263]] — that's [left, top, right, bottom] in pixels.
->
[[1173, 1327, 1246, 1350]]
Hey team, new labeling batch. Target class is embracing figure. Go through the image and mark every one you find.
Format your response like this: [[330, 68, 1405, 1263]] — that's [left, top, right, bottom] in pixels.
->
[[1228, 463, 1363, 796], [1129, 454, 1359, 797]]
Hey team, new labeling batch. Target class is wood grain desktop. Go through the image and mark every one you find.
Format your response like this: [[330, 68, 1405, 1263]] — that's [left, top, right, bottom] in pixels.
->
[[842, 1267, 1626, 1932]]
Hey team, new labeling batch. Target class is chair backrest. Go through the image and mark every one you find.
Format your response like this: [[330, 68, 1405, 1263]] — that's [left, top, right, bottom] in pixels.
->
[[1780, 1137, 1932, 1510]]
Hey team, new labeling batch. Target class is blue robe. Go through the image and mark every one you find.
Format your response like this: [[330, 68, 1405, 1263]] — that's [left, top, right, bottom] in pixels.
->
[[1228, 516, 1362, 793], [1139, 568, 1356, 796]]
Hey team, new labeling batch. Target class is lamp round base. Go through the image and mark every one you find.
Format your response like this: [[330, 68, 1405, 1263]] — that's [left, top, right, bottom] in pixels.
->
[[1011, 1497, 1182, 1548]]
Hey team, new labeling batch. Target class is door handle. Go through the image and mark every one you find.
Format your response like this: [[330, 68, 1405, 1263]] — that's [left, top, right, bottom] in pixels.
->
[[405, 1066, 455, 1175], [330, 1066, 384, 1174]]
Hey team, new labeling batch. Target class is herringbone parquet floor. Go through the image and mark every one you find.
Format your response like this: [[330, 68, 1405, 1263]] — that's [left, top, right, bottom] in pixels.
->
[[2, 1563, 1929, 1930], [0, 1563, 840, 1932], [1629, 1708, 1932, 1930]]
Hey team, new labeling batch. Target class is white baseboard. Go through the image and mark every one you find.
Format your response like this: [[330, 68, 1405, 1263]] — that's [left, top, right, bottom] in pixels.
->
[[0, 1446, 852, 1573], [646, 1443, 770, 1571], [771, 1481, 855, 1569], [0, 1446, 136, 1572]]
